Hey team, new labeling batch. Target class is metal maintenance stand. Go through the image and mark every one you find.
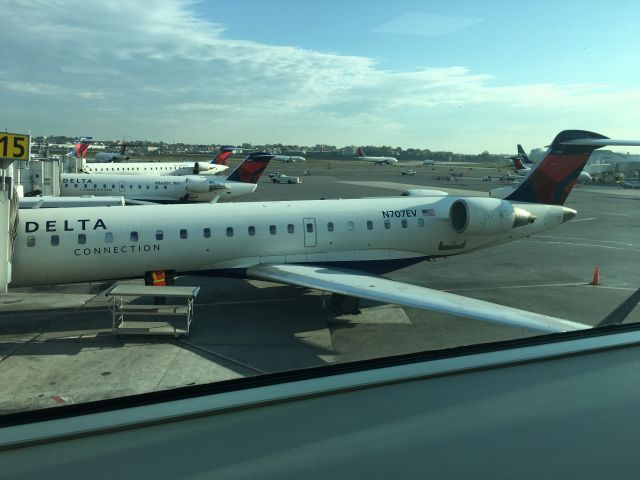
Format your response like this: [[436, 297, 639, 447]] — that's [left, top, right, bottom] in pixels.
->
[[106, 284, 200, 338]]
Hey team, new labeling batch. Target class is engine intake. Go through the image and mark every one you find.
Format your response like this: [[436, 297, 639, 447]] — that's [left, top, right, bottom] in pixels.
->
[[449, 198, 535, 235]]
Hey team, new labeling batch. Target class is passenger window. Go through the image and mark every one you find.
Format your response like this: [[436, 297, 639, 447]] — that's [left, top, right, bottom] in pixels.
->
[[26, 236, 35, 247], [347, 221, 354, 231], [156, 230, 163, 240], [384, 219, 391, 229], [105, 232, 113, 243], [418, 218, 425, 227], [78, 234, 86, 245], [248, 226, 256, 236], [51, 235, 59, 246], [130, 231, 138, 242], [327, 222, 334, 232], [180, 229, 188, 239], [204, 227, 211, 238], [367, 220, 373, 230], [226, 227, 234, 237], [401, 219, 408, 228], [138, 185, 142, 189], [270, 225, 277, 235], [74, 184, 78, 188], [129, 185, 133, 189], [288, 224, 294, 234], [64, 184, 68, 189]]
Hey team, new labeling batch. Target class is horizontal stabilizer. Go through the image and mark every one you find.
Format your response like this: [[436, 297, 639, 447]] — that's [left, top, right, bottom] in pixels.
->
[[247, 264, 591, 333], [562, 139, 640, 147]]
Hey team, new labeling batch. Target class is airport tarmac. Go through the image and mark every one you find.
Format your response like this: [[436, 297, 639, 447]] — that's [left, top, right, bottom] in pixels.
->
[[1, 160, 639, 413]]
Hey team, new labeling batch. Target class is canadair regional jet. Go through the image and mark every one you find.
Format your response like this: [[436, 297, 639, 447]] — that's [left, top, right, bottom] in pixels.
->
[[10, 131, 640, 333], [60, 152, 273, 203]]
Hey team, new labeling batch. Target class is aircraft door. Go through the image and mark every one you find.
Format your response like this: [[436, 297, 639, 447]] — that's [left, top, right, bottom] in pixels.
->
[[303, 217, 317, 247]]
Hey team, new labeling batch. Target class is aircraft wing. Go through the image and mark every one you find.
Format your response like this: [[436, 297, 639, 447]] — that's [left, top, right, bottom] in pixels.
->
[[246, 264, 590, 333]]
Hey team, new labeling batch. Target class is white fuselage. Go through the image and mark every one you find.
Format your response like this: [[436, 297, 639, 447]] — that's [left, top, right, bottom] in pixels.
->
[[60, 173, 256, 203], [81, 161, 228, 176], [11, 197, 570, 287], [357, 156, 398, 165], [274, 155, 306, 163]]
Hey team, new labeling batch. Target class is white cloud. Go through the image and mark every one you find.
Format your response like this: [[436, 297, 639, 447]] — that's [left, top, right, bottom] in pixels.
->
[[1, 1, 638, 151], [374, 13, 483, 37]]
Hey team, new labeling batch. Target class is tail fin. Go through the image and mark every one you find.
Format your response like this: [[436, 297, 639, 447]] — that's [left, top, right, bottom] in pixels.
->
[[212, 145, 236, 166], [511, 156, 527, 171], [70, 137, 92, 158], [355, 147, 366, 157], [505, 130, 607, 205], [226, 152, 274, 183], [517, 144, 533, 165]]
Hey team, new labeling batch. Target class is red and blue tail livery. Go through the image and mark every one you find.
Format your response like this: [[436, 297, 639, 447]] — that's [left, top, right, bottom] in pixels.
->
[[212, 145, 236, 166], [226, 152, 274, 183], [505, 130, 607, 205]]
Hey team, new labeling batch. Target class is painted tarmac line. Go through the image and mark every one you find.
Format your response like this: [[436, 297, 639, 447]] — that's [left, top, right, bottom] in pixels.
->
[[446, 282, 636, 293]]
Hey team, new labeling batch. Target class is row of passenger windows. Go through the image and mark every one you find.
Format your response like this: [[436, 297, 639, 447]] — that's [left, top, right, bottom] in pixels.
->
[[89, 165, 176, 171], [26, 218, 425, 247], [65, 184, 170, 190]]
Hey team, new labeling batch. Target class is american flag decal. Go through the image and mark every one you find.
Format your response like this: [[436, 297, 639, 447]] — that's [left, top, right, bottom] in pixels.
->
[[422, 208, 435, 216]]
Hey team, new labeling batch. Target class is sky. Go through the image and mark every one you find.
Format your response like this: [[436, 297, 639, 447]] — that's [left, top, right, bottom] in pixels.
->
[[2, 0, 639, 153]]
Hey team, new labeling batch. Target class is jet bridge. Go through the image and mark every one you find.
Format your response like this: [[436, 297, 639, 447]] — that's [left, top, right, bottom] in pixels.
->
[[1, 132, 31, 293]]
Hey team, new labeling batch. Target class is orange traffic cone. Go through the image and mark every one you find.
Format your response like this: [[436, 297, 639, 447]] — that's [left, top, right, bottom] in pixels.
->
[[591, 266, 600, 286]]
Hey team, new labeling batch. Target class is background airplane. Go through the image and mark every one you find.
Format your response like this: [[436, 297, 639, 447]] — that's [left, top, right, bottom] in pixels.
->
[[60, 152, 273, 203], [273, 155, 306, 163], [77, 146, 232, 175], [355, 148, 398, 165]]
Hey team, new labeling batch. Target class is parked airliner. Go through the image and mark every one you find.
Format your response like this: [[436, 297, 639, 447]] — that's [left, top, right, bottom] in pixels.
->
[[78, 146, 232, 176], [10, 131, 639, 333], [60, 152, 273, 203], [355, 148, 398, 165], [274, 155, 306, 163]]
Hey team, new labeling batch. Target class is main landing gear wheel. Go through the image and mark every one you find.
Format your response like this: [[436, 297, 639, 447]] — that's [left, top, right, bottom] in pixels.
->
[[332, 294, 360, 314]]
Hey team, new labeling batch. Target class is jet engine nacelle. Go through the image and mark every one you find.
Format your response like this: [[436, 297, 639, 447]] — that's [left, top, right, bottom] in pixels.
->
[[449, 198, 535, 235], [185, 177, 210, 193], [194, 162, 214, 173], [400, 189, 449, 197]]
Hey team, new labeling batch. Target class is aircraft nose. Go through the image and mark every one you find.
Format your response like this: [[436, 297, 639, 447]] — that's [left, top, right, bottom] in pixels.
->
[[562, 207, 577, 223]]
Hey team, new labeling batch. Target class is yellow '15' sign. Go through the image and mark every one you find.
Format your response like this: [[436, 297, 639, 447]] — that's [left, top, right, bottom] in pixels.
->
[[0, 132, 30, 161]]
